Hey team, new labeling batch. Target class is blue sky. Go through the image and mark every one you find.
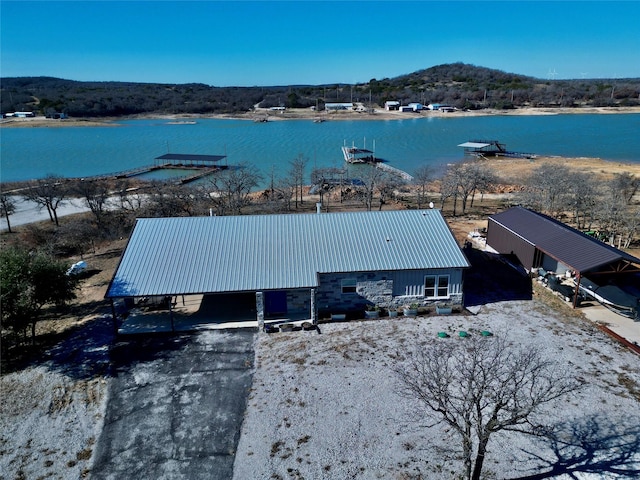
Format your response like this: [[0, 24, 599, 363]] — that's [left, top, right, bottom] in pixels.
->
[[1, 1, 639, 86]]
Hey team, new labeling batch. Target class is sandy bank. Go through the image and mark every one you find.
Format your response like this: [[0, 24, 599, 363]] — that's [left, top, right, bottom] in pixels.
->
[[2, 106, 639, 128]]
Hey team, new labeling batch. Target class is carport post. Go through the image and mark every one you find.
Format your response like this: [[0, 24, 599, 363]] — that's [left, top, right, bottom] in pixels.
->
[[310, 288, 317, 325], [110, 298, 118, 335], [573, 272, 582, 308], [169, 299, 175, 332], [256, 291, 264, 329]]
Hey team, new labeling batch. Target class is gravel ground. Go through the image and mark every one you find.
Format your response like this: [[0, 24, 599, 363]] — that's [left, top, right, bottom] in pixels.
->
[[0, 315, 114, 480], [232, 300, 640, 480], [2, 300, 639, 480]]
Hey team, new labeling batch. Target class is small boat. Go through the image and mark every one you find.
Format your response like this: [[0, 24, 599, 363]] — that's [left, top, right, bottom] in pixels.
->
[[166, 120, 197, 125]]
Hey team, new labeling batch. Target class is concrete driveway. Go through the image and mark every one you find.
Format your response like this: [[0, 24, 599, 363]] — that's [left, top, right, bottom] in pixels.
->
[[91, 328, 256, 480]]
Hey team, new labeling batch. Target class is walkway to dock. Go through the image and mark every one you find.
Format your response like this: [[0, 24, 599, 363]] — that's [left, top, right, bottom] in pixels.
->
[[376, 162, 413, 182]]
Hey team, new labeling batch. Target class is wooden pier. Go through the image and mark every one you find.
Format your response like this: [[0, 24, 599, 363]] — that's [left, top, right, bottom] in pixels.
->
[[376, 163, 413, 182]]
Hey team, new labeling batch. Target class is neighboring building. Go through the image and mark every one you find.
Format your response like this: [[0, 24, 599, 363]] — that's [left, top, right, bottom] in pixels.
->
[[384, 101, 400, 111], [325, 103, 354, 111], [487, 206, 640, 310], [106, 210, 470, 330], [427, 104, 454, 111], [399, 106, 414, 112], [408, 102, 424, 111], [4, 111, 36, 118]]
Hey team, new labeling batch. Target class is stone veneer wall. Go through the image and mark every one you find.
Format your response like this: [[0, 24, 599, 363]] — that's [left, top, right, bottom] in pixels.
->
[[316, 270, 463, 314]]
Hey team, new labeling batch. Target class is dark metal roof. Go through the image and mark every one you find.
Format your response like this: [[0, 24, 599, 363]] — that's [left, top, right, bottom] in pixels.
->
[[489, 207, 640, 274], [155, 153, 226, 162]]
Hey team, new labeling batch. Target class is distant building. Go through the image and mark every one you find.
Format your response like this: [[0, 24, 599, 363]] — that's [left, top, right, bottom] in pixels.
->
[[325, 103, 354, 111], [408, 102, 424, 111], [427, 103, 454, 112], [384, 101, 400, 111], [4, 111, 36, 118]]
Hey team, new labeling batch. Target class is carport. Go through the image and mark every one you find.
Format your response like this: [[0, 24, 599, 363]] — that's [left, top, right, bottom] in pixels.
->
[[105, 216, 319, 333], [487, 207, 640, 311]]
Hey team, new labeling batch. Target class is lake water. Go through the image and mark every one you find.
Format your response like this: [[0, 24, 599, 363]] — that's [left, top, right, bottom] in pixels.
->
[[1, 114, 639, 184]]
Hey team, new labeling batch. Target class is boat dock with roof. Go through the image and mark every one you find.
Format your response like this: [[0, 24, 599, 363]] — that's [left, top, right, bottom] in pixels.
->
[[458, 140, 535, 159], [110, 153, 227, 184], [342, 138, 381, 164]]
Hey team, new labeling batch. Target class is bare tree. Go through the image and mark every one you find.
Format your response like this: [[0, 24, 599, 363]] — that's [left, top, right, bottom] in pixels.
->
[[288, 154, 308, 209], [595, 175, 640, 247], [73, 178, 112, 227], [439, 168, 459, 215], [566, 172, 599, 230], [22, 175, 69, 227], [376, 170, 401, 210], [521, 164, 574, 218], [310, 167, 346, 208], [357, 166, 385, 211], [0, 194, 17, 233], [205, 162, 263, 216], [115, 180, 146, 212], [146, 183, 201, 217], [393, 335, 580, 480], [468, 162, 497, 208], [611, 171, 640, 205], [412, 165, 433, 209]]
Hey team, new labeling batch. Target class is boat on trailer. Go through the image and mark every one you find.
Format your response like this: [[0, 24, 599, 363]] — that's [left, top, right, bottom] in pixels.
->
[[575, 276, 640, 319]]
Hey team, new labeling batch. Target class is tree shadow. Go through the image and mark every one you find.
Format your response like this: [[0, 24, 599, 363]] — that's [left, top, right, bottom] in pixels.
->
[[1, 308, 193, 381], [510, 414, 640, 479], [463, 247, 533, 307]]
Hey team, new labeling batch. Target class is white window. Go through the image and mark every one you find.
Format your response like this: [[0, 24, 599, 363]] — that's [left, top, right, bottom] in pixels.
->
[[424, 275, 449, 299], [341, 278, 357, 294]]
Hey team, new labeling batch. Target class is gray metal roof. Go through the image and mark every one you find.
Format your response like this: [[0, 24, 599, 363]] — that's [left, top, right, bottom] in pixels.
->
[[458, 142, 491, 148], [106, 210, 469, 298], [489, 207, 640, 273]]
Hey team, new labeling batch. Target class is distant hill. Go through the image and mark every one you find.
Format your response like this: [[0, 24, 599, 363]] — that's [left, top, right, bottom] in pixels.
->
[[2, 63, 638, 118]]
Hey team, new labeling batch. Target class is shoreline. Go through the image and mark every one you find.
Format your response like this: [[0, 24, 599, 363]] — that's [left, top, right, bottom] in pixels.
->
[[1, 105, 639, 128]]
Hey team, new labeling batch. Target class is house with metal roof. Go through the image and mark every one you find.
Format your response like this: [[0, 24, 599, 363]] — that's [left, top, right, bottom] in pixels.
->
[[106, 209, 470, 331], [487, 207, 640, 311]]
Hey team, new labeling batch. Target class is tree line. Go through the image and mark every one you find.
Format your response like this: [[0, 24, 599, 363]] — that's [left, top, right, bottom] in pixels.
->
[[2, 63, 639, 117]]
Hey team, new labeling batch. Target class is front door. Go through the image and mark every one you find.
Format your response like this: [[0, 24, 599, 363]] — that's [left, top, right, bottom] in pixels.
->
[[265, 291, 287, 317]]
